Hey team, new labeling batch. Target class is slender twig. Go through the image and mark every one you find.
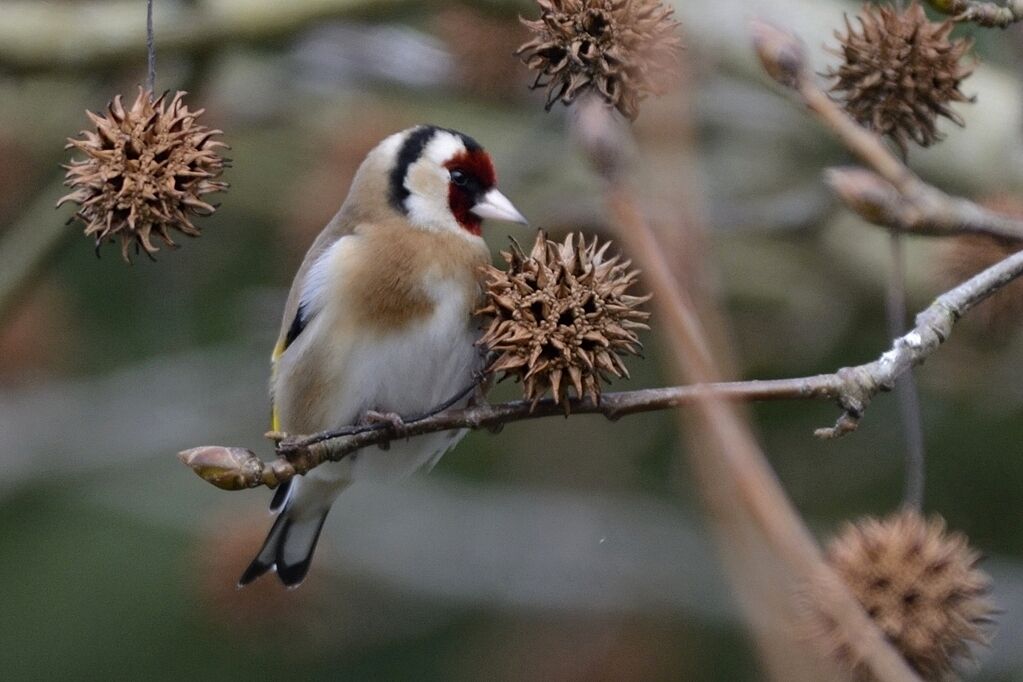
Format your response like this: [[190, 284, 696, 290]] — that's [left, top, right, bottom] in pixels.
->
[[800, 82, 1023, 241], [181, 122, 1023, 489], [886, 231, 927, 510], [274, 368, 487, 448], [755, 21, 1003, 511], [179, 380, 823, 490], [885, 136, 926, 510], [754, 20, 1023, 244], [800, 81, 915, 192], [280, 225, 1023, 456], [875, 0, 925, 518], [825, 166, 1023, 241], [146, 0, 156, 93], [927, 0, 1023, 28], [182, 39, 1023, 487]]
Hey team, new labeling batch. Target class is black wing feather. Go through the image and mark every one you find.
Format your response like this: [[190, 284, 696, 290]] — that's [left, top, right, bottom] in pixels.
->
[[283, 302, 308, 351]]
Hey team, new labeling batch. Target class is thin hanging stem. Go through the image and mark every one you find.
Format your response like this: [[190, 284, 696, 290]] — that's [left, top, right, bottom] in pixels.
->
[[886, 230, 926, 510], [887, 143, 928, 511], [146, 0, 156, 92], [887, 140, 926, 511]]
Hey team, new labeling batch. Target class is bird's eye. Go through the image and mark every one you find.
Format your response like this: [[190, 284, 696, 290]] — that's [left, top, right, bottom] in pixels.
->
[[450, 170, 468, 186]]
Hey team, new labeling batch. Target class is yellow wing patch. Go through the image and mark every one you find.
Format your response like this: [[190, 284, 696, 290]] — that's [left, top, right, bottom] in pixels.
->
[[270, 339, 285, 431]]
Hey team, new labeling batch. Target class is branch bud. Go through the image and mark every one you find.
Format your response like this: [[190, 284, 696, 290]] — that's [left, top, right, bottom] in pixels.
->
[[177, 446, 266, 490], [824, 167, 901, 226], [571, 94, 633, 179], [925, 0, 967, 16], [751, 20, 807, 89]]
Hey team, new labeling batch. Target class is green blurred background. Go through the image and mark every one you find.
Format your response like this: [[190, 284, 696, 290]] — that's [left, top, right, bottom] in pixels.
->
[[1, 0, 1023, 679]]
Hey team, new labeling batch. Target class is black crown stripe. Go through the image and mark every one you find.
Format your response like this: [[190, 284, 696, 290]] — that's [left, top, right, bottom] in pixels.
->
[[387, 125, 482, 214]]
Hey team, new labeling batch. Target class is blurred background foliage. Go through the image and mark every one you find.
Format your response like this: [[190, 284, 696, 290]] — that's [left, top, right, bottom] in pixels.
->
[[1, 0, 1023, 679]]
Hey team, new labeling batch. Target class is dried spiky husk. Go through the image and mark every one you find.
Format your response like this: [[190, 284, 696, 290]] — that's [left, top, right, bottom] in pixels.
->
[[821, 510, 995, 680], [516, 0, 683, 121], [827, 1, 973, 155], [59, 88, 228, 261], [941, 195, 1023, 338], [477, 230, 650, 411]]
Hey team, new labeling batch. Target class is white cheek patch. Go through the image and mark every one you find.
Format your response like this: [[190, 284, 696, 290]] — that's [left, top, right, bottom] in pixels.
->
[[397, 129, 483, 242], [406, 161, 448, 200], [405, 165, 459, 233]]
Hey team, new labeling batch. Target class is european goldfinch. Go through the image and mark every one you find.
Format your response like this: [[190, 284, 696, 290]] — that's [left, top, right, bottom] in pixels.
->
[[240, 125, 527, 587]]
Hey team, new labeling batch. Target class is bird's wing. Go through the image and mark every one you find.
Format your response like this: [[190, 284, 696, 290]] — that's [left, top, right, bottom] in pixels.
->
[[270, 210, 358, 431]]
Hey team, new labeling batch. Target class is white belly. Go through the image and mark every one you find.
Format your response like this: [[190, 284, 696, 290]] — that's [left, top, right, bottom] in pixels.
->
[[276, 275, 482, 484], [333, 312, 480, 481]]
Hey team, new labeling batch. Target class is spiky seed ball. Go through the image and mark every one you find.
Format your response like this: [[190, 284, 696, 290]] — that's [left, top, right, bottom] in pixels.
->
[[827, 1, 974, 155], [477, 230, 650, 410], [516, 0, 683, 121], [59, 88, 228, 262], [825, 510, 995, 680]]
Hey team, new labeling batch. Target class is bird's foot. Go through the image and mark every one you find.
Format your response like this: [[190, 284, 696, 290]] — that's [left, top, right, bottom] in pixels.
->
[[469, 368, 494, 409], [468, 370, 502, 433], [470, 367, 494, 402], [363, 410, 409, 449], [264, 430, 288, 444]]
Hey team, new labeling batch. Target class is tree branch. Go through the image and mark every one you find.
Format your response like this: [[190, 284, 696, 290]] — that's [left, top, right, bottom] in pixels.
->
[[181, 27, 1023, 492], [825, 166, 1023, 241], [178, 381, 825, 491], [179, 218, 1023, 492], [927, 0, 1023, 28], [798, 71, 1023, 240], [754, 20, 1023, 242]]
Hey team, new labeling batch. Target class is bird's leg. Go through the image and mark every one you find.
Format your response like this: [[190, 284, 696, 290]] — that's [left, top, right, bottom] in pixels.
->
[[362, 409, 409, 450], [468, 370, 503, 434], [469, 368, 494, 407]]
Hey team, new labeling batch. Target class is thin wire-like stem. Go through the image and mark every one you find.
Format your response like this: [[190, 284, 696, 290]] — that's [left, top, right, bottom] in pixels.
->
[[885, 140, 926, 511], [885, 230, 926, 510], [146, 0, 156, 92]]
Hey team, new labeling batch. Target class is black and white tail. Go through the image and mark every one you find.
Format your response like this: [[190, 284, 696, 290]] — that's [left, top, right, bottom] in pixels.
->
[[237, 478, 333, 588]]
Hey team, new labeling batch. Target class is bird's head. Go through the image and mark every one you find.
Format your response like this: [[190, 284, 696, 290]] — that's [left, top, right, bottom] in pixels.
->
[[351, 125, 527, 239]]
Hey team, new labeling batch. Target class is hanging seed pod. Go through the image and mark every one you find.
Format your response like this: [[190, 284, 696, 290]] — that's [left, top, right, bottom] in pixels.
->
[[826, 1, 974, 155], [59, 88, 228, 261], [517, 0, 683, 120], [818, 510, 995, 680]]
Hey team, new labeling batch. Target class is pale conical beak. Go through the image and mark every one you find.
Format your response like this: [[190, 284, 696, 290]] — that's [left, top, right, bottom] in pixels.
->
[[471, 189, 528, 225]]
